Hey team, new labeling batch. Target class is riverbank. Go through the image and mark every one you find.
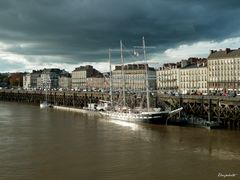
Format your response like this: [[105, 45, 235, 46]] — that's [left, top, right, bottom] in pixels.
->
[[1, 90, 240, 129]]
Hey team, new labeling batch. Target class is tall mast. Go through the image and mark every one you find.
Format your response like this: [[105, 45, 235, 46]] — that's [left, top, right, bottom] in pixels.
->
[[143, 37, 150, 112], [109, 48, 113, 107], [120, 40, 126, 107], [45, 84, 48, 102]]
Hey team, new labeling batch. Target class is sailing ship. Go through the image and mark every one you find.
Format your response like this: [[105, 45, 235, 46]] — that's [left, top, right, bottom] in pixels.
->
[[99, 37, 183, 123]]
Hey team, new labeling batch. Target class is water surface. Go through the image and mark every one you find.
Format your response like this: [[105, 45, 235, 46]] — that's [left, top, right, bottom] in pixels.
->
[[0, 102, 239, 180]]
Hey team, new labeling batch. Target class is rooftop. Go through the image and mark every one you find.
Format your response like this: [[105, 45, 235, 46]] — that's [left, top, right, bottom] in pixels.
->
[[208, 48, 240, 59], [73, 65, 93, 71], [181, 63, 206, 69], [114, 64, 155, 71]]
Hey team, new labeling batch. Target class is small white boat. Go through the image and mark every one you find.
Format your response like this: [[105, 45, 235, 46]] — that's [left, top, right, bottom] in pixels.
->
[[40, 86, 52, 109], [40, 101, 51, 109]]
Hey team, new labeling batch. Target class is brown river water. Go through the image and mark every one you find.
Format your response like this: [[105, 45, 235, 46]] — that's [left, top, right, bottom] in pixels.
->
[[0, 102, 239, 180]]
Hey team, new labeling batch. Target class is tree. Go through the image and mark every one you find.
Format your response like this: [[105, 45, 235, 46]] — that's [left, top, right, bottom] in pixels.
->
[[0, 73, 10, 87], [9, 73, 23, 87]]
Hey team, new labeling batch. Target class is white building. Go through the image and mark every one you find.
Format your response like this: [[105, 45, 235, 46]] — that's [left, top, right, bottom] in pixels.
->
[[23, 74, 31, 90], [156, 64, 180, 91], [112, 64, 156, 91], [179, 64, 207, 94], [40, 68, 63, 89], [71, 65, 103, 90], [30, 70, 42, 89], [86, 77, 106, 89], [156, 58, 207, 94], [208, 48, 240, 94], [22, 70, 42, 90], [36, 77, 42, 89], [59, 74, 72, 90]]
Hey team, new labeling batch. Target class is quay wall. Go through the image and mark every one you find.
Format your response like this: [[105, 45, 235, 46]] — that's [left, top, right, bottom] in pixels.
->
[[0, 90, 104, 107], [0, 90, 239, 128], [158, 94, 240, 129]]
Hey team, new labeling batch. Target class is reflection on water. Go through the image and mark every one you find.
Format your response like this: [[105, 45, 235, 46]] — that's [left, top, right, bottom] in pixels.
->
[[0, 102, 240, 180], [107, 119, 140, 131], [106, 118, 240, 161]]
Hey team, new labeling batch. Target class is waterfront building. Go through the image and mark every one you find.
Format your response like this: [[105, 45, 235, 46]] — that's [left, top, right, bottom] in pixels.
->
[[71, 65, 103, 90], [156, 63, 180, 91], [156, 58, 207, 94], [36, 77, 42, 89], [23, 70, 43, 90], [59, 73, 72, 90], [86, 76, 106, 90], [102, 72, 110, 89], [179, 64, 207, 94], [208, 48, 240, 94], [30, 70, 42, 89], [112, 64, 156, 91], [23, 74, 31, 89], [40, 68, 63, 89]]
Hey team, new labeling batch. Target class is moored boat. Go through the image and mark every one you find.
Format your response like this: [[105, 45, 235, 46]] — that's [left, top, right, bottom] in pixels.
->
[[198, 121, 224, 130], [100, 37, 183, 123], [40, 83, 52, 109], [100, 107, 183, 123], [40, 101, 53, 109]]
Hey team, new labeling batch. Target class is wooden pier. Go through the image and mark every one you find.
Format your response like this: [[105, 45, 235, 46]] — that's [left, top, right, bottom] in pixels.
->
[[0, 90, 104, 107], [158, 94, 240, 129]]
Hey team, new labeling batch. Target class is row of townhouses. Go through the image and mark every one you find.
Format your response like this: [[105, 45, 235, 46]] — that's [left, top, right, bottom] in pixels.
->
[[157, 48, 240, 94], [23, 64, 154, 91], [23, 69, 71, 90], [23, 48, 240, 94], [157, 57, 208, 94]]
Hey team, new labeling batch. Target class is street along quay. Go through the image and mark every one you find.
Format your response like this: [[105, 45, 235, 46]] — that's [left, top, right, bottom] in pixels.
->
[[0, 89, 240, 129]]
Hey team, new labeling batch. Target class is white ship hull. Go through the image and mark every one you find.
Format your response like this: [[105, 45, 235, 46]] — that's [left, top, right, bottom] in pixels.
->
[[100, 111, 167, 123]]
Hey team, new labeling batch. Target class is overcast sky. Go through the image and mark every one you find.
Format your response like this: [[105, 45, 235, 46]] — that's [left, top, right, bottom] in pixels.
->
[[0, 0, 240, 72]]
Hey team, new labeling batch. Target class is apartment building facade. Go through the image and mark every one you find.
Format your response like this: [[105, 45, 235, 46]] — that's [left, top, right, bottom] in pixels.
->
[[86, 77, 106, 89], [112, 64, 156, 91], [59, 73, 72, 90], [156, 58, 207, 94], [71, 65, 103, 90], [22, 70, 42, 89], [179, 64, 207, 94], [156, 63, 180, 91], [208, 48, 240, 94], [40, 68, 63, 89], [23, 73, 31, 89]]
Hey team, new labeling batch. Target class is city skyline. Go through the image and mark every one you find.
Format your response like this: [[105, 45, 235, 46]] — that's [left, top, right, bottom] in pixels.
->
[[0, 0, 240, 72]]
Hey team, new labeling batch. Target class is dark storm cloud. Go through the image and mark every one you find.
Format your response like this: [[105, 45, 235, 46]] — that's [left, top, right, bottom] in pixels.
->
[[0, 0, 240, 63]]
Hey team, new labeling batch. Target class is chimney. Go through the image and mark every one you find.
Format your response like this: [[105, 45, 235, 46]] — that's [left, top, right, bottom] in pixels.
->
[[181, 60, 188, 68], [225, 48, 230, 54]]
